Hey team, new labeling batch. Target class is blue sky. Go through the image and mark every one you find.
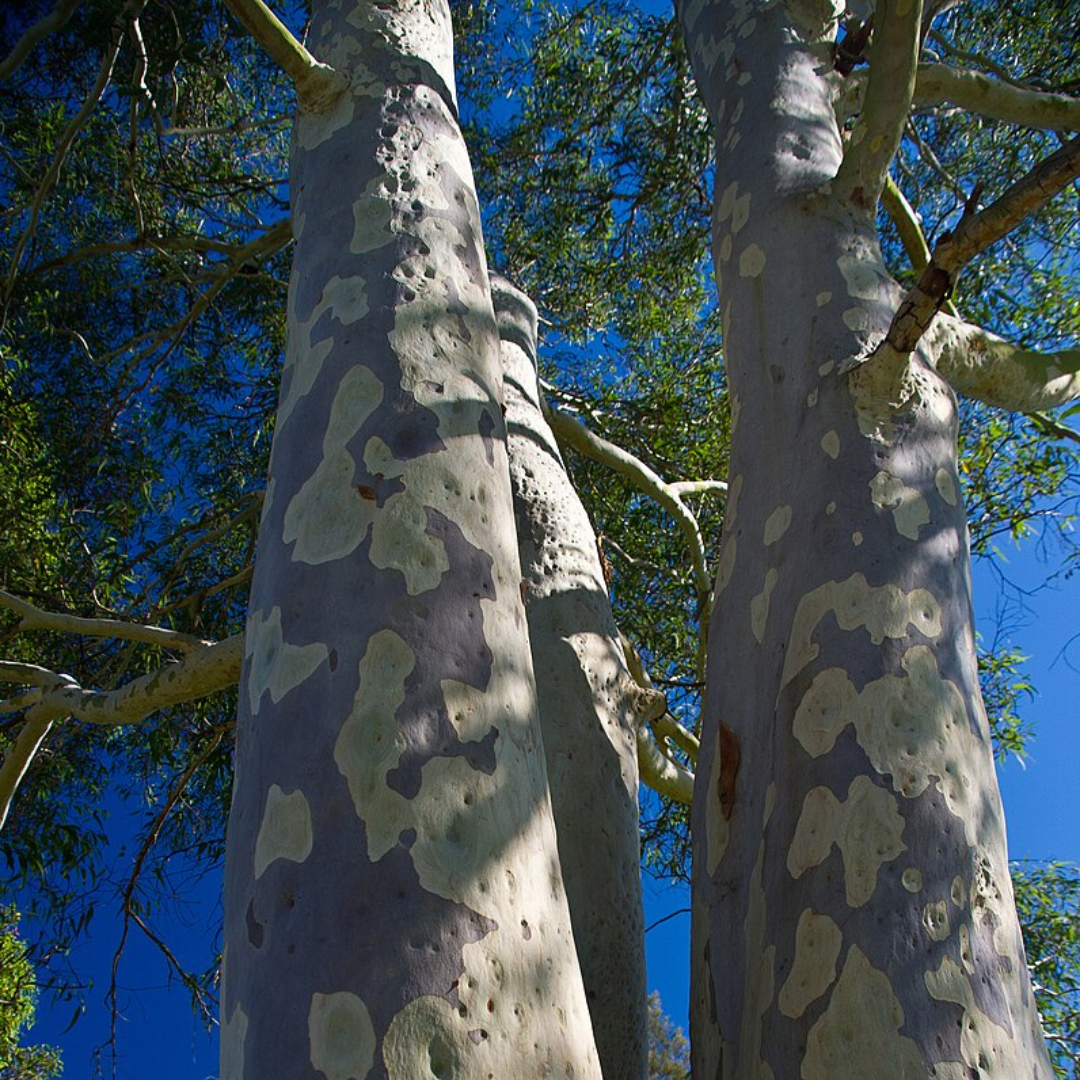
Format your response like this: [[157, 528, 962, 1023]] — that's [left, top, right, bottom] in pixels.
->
[[26, 531, 1080, 1077]]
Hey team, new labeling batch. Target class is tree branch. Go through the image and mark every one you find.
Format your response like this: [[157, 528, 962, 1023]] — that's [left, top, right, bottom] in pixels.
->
[[222, 0, 348, 111], [0, 635, 242, 831], [927, 314, 1080, 412], [914, 63, 1080, 132], [0, 0, 81, 84], [881, 172, 959, 318], [0, 589, 213, 653], [835, 0, 925, 210], [877, 134, 1080, 360], [620, 634, 695, 806], [542, 402, 713, 603]]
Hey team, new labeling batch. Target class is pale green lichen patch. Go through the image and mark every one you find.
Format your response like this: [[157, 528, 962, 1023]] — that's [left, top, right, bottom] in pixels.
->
[[751, 568, 779, 644], [802, 946, 927, 1080], [334, 629, 415, 860], [308, 992, 375, 1080], [764, 505, 792, 546], [820, 430, 840, 458], [739, 243, 767, 278], [731, 191, 751, 234], [816, 291, 832, 307], [781, 574, 941, 688], [870, 471, 930, 540], [254, 785, 313, 879], [779, 910, 842, 1019], [246, 606, 330, 715], [788, 776, 906, 907], [934, 467, 958, 506], [282, 364, 385, 565]]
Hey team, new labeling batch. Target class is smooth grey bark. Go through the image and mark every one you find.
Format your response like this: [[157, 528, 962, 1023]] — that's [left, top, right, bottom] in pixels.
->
[[494, 275, 650, 1080], [676, 1, 1054, 1078], [220, 3, 602, 1077]]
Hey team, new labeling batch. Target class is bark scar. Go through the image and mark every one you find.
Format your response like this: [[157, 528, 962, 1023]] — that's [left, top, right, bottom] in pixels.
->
[[717, 722, 740, 820]]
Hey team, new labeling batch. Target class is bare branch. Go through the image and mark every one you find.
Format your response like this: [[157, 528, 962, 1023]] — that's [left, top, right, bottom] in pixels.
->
[[928, 314, 1080, 412], [836, 0, 925, 210], [0, 589, 213, 652], [0, 715, 55, 831], [223, 0, 348, 111], [0, 635, 241, 831], [0, 0, 80, 83], [669, 479, 728, 497], [915, 63, 1080, 132], [542, 402, 712, 603], [877, 134, 1080, 360], [620, 634, 695, 805]]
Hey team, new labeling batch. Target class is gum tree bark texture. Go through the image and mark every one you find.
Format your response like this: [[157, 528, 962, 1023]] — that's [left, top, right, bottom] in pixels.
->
[[219, 3, 603, 1078], [675, 1, 1055, 1078], [494, 275, 649, 1080]]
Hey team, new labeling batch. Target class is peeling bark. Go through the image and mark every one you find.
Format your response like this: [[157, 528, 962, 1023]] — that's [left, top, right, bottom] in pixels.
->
[[495, 275, 649, 1080], [676, 0, 1055, 1076], [220, 3, 601, 1077]]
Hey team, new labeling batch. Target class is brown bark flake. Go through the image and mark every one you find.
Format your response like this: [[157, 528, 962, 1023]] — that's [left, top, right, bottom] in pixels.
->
[[717, 722, 740, 820]]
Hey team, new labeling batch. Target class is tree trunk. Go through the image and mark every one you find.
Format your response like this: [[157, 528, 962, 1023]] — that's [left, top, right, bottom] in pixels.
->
[[220, 3, 601, 1077], [495, 274, 650, 1080], [676, 1, 1055, 1077]]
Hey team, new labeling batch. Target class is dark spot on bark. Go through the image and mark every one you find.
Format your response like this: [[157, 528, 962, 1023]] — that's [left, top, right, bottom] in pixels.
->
[[486, 999, 495, 1012], [246, 900, 264, 948], [328, 649, 338, 672], [478, 408, 496, 467], [717, 723, 740, 820], [467, 1029, 489, 1044], [357, 483, 377, 500], [520, 919, 532, 940], [769, 363, 784, 384]]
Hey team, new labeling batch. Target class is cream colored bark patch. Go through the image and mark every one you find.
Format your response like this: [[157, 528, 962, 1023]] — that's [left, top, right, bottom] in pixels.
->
[[803, 947, 927, 1080], [779, 910, 842, 1018], [925, 954, 1029, 1078], [334, 630, 415, 859], [739, 244, 766, 277], [309, 992, 375, 1080], [870, 471, 931, 540], [922, 899, 950, 941], [793, 647, 992, 847], [935, 467, 958, 506], [788, 776, 906, 907], [781, 573, 941, 688], [220, 1000, 248, 1080], [820, 430, 840, 459], [283, 364, 385, 565], [751, 568, 779, 644], [901, 867, 922, 893], [763, 505, 792, 546], [246, 606, 330, 715], [254, 785, 313, 879]]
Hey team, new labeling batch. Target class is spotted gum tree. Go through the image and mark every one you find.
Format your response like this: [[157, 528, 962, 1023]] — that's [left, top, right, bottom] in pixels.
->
[[674, 1, 1079, 1077]]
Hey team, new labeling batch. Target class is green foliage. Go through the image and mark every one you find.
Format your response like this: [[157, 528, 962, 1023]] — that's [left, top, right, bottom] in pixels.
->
[[1013, 863, 1080, 1077], [647, 991, 690, 1080], [0, 907, 61, 1080]]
